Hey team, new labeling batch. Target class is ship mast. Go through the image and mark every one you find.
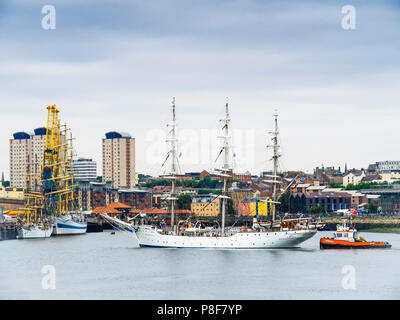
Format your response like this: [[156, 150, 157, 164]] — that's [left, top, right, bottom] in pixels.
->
[[219, 100, 231, 235], [269, 110, 280, 222], [167, 97, 178, 233]]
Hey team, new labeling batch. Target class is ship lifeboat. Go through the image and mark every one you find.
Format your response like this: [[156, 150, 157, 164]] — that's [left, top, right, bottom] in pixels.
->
[[320, 219, 391, 249]]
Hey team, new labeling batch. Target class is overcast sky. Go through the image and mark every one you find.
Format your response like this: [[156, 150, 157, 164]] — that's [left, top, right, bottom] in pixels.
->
[[1, 0, 399, 179]]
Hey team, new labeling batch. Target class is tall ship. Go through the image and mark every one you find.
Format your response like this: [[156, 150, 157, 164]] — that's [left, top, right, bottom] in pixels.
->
[[17, 193, 52, 239], [104, 99, 318, 248], [17, 105, 87, 238]]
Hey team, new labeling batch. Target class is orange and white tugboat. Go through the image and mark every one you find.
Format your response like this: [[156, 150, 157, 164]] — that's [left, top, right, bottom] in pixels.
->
[[320, 217, 391, 249]]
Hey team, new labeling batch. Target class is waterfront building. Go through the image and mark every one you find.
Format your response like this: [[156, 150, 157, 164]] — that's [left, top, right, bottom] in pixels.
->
[[305, 186, 326, 193], [0, 186, 25, 210], [102, 131, 137, 189], [73, 158, 97, 182], [346, 190, 368, 208], [199, 170, 217, 180], [289, 191, 352, 213], [376, 172, 400, 183], [366, 194, 381, 207], [343, 169, 366, 186], [191, 194, 221, 216], [368, 160, 400, 173], [0, 186, 24, 200], [91, 202, 133, 217], [237, 197, 273, 216], [291, 184, 311, 193], [177, 172, 201, 181], [361, 188, 400, 214], [76, 181, 118, 211], [118, 188, 152, 210]]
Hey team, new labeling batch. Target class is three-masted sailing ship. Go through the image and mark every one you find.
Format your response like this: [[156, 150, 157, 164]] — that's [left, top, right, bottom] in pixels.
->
[[117, 99, 317, 248], [17, 105, 87, 239]]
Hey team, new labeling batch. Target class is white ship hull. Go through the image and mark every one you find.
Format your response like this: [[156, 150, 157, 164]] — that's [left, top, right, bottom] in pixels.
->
[[134, 226, 317, 249], [17, 225, 53, 239], [53, 216, 87, 236]]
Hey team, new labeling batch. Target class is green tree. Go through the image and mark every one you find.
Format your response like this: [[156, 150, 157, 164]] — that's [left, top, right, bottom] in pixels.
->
[[144, 179, 171, 187], [177, 193, 192, 210], [329, 183, 344, 188], [366, 202, 378, 213], [310, 205, 325, 214], [278, 191, 290, 213]]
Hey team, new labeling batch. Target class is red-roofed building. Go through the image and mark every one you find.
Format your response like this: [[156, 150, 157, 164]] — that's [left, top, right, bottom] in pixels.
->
[[91, 202, 132, 216]]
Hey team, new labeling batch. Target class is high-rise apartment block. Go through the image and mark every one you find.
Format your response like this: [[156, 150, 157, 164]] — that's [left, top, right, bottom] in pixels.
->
[[73, 158, 97, 182], [102, 131, 137, 189], [9, 128, 50, 189]]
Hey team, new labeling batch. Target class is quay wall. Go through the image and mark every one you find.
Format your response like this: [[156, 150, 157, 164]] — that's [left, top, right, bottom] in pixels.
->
[[0, 223, 17, 240], [321, 217, 400, 231]]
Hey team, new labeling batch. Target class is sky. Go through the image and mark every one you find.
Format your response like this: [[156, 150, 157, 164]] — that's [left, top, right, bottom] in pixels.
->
[[1, 0, 400, 179]]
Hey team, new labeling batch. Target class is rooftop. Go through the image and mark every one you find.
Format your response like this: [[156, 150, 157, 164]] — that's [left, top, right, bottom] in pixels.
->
[[105, 131, 132, 139]]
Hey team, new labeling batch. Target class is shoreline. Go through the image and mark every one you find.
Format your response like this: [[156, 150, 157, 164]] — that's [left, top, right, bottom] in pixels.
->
[[321, 216, 400, 234], [358, 227, 400, 234]]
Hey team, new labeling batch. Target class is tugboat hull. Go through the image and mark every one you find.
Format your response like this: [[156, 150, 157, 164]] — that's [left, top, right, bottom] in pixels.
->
[[320, 238, 391, 249]]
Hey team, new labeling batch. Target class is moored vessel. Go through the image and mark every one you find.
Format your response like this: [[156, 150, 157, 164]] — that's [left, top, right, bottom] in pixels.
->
[[17, 105, 87, 238], [103, 99, 318, 248], [53, 215, 87, 236], [17, 222, 53, 239], [42, 105, 87, 236]]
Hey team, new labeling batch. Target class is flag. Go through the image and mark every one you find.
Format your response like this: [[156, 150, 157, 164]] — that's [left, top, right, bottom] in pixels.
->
[[233, 153, 236, 158], [179, 152, 182, 158]]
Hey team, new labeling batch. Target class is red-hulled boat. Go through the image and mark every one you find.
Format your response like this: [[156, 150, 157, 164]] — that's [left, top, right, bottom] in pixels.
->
[[320, 218, 391, 249]]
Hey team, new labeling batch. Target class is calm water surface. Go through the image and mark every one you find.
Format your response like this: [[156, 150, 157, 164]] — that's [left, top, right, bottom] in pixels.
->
[[1, 231, 399, 299]]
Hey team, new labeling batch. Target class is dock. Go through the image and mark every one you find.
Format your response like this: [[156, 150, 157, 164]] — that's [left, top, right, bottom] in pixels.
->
[[0, 222, 18, 240]]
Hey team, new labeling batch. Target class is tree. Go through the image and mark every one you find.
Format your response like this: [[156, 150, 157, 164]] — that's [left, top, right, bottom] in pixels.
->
[[310, 205, 325, 214], [278, 191, 290, 213], [329, 183, 344, 188], [366, 202, 378, 214], [177, 194, 192, 210]]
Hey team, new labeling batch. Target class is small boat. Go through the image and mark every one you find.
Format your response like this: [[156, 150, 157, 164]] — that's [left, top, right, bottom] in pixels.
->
[[320, 218, 391, 249], [53, 215, 87, 236], [17, 222, 53, 239]]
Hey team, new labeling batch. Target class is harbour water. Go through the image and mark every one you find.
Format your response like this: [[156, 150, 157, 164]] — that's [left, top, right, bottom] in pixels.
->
[[1, 231, 399, 300]]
